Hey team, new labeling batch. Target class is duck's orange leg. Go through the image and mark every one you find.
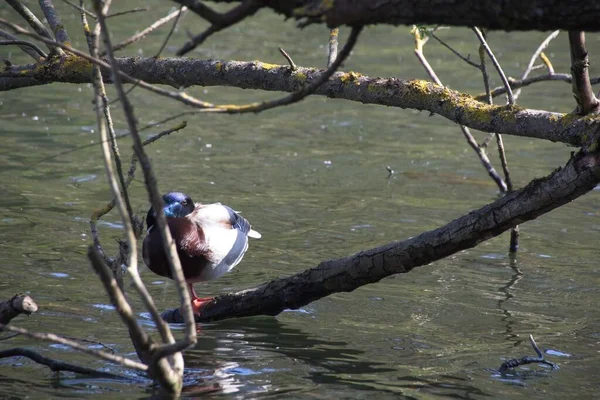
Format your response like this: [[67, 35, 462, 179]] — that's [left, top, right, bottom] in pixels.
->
[[188, 283, 213, 315]]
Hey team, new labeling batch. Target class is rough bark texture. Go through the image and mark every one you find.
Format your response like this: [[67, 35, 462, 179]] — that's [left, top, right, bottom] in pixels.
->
[[161, 150, 600, 323], [0, 294, 38, 325], [219, 0, 600, 31], [2, 56, 598, 146]]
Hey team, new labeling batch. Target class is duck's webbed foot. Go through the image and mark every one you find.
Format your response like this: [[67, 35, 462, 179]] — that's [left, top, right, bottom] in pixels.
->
[[191, 297, 213, 315]]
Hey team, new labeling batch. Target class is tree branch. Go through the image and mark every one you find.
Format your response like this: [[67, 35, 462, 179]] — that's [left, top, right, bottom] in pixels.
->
[[101, 6, 188, 56], [5, 0, 62, 55], [568, 31, 600, 115], [38, 0, 71, 46], [174, 0, 261, 56], [163, 149, 600, 323], [0, 30, 46, 61], [411, 25, 507, 193], [93, 0, 196, 374], [0, 348, 130, 379], [230, 0, 600, 31], [0, 323, 148, 370]]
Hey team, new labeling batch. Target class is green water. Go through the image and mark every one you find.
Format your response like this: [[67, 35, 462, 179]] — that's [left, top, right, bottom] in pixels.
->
[[1, 2, 600, 398]]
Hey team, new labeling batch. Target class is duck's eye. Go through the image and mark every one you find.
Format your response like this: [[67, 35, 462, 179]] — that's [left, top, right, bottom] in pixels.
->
[[181, 199, 188, 206]]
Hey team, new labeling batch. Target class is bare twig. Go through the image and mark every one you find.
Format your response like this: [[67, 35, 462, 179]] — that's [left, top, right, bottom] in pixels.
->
[[278, 47, 297, 70], [327, 28, 339, 68], [499, 334, 559, 373], [411, 25, 507, 192], [473, 27, 514, 104], [476, 28, 517, 251], [38, 0, 71, 45], [0, 324, 148, 371], [5, 0, 62, 55], [93, 0, 196, 360], [568, 31, 600, 115], [0, 348, 130, 379], [175, 0, 261, 56], [155, 6, 185, 57], [475, 72, 581, 101], [203, 26, 364, 114], [430, 30, 480, 68], [100, 6, 187, 56], [0, 18, 215, 108], [90, 122, 187, 224], [60, 0, 96, 18], [0, 39, 47, 60], [90, 3, 175, 349], [107, 7, 147, 18], [513, 30, 560, 99]]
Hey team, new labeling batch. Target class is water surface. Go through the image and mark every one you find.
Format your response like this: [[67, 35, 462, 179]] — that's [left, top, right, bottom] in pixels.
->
[[1, 2, 600, 398]]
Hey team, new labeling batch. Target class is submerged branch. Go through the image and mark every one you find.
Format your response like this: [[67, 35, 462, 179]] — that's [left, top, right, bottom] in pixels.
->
[[0, 294, 38, 325], [0, 348, 130, 379], [163, 150, 600, 323]]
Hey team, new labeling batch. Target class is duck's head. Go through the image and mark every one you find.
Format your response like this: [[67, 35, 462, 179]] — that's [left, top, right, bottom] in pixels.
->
[[146, 192, 195, 232]]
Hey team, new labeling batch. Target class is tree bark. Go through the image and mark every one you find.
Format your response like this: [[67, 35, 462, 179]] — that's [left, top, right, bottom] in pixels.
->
[[162, 149, 600, 323], [198, 0, 600, 31], [2, 56, 596, 146]]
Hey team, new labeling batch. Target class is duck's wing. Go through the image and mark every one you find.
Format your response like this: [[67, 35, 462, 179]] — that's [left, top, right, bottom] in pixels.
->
[[192, 203, 261, 238], [188, 203, 258, 280]]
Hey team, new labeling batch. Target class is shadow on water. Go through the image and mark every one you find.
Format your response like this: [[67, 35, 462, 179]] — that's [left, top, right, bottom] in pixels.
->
[[179, 316, 491, 399]]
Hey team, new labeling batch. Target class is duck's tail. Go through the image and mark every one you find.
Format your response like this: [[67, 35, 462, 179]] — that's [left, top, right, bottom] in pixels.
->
[[248, 229, 262, 239]]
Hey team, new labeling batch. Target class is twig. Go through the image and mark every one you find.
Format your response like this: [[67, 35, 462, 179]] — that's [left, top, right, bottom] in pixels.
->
[[107, 7, 147, 18], [499, 334, 559, 373], [475, 72, 577, 101], [411, 25, 507, 193], [0, 324, 148, 371], [90, 3, 175, 348], [203, 26, 364, 114], [0, 18, 215, 109], [101, 6, 188, 56], [90, 122, 187, 223], [476, 28, 517, 251], [93, 0, 196, 358], [327, 28, 338, 68], [5, 0, 62, 55], [568, 31, 600, 115], [513, 30, 560, 99], [430, 30, 480, 69], [473, 27, 514, 104], [0, 39, 47, 60], [38, 0, 71, 45], [278, 47, 297, 71], [60, 0, 96, 18], [0, 348, 130, 379], [175, 0, 261, 56], [155, 6, 185, 58]]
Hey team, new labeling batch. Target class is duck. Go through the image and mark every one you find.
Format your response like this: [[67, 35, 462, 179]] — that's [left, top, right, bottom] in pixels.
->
[[142, 192, 261, 315]]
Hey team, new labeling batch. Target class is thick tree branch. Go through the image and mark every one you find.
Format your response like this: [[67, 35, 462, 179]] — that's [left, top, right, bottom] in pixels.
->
[[568, 31, 600, 115], [0, 294, 38, 325], [162, 149, 600, 323], [2, 55, 596, 146], [225, 0, 600, 31]]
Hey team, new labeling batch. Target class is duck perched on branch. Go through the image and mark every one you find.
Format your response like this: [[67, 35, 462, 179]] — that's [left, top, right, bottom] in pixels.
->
[[143, 192, 261, 315]]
